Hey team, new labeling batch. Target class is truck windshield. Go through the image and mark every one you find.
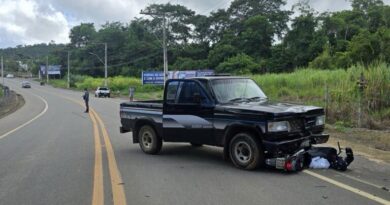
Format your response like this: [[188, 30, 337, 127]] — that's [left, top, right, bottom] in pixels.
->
[[210, 78, 267, 103]]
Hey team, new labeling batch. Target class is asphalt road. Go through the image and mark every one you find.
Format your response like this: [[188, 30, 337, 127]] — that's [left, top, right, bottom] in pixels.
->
[[0, 78, 389, 205]]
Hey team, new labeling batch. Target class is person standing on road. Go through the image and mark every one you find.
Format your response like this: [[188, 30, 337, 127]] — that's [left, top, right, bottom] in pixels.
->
[[83, 88, 89, 113], [129, 87, 135, 102]]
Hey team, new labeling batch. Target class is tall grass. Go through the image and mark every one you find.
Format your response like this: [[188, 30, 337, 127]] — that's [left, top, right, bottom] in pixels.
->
[[251, 63, 390, 128]]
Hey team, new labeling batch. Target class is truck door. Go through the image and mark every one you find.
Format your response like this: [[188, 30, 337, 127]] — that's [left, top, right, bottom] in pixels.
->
[[163, 79, 215, 145]]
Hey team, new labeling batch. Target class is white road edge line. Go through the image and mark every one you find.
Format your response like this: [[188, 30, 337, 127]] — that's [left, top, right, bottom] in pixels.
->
[[0, 92, 48, 140], [303, 170, 390, 205], [336, 172, 388, 191]]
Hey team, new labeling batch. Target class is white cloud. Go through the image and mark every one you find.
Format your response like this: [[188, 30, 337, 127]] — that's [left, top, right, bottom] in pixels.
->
[[1, 0, 389, 48], [0, 0, 70, 48]]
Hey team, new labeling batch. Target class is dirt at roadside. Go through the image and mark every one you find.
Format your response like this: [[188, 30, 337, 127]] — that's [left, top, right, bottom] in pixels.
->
[[325, 126, 390, 163], [0, 91, 25, 119]]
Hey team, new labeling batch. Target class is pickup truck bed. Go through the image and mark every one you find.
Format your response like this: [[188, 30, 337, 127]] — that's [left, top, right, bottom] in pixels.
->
[[120, 100, 163, 139]]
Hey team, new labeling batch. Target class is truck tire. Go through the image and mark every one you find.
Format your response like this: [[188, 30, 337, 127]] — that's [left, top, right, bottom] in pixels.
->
[[138, 125, 162, 154], [229, 133, 264, 170]]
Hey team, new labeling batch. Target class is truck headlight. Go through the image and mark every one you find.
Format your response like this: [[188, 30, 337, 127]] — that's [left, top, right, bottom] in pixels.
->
[[268, 121, 290, 132], [315, 115, 325, 126]]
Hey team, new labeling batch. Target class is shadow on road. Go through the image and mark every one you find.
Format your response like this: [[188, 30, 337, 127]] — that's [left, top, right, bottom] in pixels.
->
[[119, 143, 292, 175]]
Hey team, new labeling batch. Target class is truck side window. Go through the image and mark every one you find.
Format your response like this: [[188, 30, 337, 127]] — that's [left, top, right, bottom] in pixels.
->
[[166, 81, 180, 103], [177, 81, 209, 104]]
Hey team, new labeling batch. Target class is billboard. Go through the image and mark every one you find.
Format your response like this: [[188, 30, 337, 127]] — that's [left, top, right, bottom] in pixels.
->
[[142, 71, 164, 85], [142, 70, 214, 85], [40, 65, 61, 75]]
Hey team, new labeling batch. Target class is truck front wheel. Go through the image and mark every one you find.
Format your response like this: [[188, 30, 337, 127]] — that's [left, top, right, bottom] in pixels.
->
[[229, 133, 264, 170], [138, 125, 162, 154]]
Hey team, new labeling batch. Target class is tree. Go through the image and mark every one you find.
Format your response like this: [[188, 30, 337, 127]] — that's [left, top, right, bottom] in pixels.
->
[[141, 3, 195, 45], [283, 12, 324, 68], [171, 57, 208, 70], [69, 23, 96, 47], [208, 44, 238, 68], [239, 15, 274, 59], [266, 44, 294, 72], [350, 0, 384, 13], [227, 0, 291, 38], [347, 30, 381, 65], [376, 27, 390, 62], [216, 53, 260, 74], [367, 5, 386, 32], [209, 9, 231, 43], [190, 14, 212, 43]]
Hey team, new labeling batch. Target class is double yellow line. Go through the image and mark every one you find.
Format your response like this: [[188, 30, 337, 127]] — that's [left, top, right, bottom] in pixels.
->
[[36, 88, 126, 205], [90, 109, 127, 205]]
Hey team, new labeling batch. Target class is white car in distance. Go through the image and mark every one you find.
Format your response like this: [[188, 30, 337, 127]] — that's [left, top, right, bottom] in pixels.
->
[[95, 87, 110, 98]]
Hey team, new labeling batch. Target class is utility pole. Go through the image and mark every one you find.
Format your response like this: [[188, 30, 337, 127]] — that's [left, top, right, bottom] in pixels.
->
[[89, 43, 108, 87], [162, 14, 168, 84], [67, 51, 70, 88], [104, 43, 107, 87], [140, 9, 169, 85], [1, 56, 4, 85], [46, 56, 49, 83], [1, 56, 4, 86]]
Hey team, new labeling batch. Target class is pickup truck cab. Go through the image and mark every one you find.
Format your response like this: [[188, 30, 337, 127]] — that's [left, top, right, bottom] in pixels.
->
[[120, 76, 329, 171]]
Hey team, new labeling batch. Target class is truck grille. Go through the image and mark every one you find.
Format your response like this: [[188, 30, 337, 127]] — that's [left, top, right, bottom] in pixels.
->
[[289, 119, 303, 132]]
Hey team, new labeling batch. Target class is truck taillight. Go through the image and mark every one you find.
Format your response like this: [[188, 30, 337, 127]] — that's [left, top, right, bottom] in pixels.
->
[[284, 160, 293, 171]]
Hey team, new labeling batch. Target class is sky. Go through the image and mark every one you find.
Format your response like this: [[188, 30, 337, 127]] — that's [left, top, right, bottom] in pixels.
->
[[0, 0, 388, 48]]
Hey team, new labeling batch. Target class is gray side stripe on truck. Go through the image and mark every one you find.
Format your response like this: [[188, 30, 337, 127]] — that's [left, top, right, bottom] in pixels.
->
[[163, 115, 212, 128]]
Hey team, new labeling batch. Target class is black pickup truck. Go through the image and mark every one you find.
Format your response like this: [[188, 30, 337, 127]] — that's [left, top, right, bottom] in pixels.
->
[[120, 76, 329, 171]]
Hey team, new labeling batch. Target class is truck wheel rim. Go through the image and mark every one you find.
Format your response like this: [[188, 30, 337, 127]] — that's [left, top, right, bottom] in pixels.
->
[[234, 141, 252, 164], [142, 131, 153, 149]]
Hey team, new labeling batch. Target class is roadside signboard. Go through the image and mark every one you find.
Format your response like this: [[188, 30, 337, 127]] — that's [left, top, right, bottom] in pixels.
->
[[142, 71, 164, 85], [142, 70, 214, 85], [40, 65, 61, 75]]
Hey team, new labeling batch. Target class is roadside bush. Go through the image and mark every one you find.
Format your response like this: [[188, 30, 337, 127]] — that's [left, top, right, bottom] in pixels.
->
[[309, 51, 333, 69], [216, 53, 260, 74]]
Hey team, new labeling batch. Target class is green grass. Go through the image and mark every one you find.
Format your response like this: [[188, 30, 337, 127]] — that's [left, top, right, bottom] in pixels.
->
[[134, 91, 163, 100], [50, 79, 69, 88], [48, 77, 164, 100]]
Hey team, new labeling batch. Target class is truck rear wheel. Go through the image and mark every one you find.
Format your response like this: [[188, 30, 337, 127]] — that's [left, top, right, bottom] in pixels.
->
[[138, 125, 162, 154], [229, 133, 264, 170]]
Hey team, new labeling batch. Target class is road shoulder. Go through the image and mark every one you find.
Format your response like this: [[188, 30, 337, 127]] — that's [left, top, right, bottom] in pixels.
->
[[0, 89, 25, 119]]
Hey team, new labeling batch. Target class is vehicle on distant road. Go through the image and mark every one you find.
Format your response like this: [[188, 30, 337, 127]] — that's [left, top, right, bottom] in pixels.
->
[[95, 87, 110, 98], [6, 74, 14, 78], [119, 76, 329, 171], [21, 81, 31, 88]]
